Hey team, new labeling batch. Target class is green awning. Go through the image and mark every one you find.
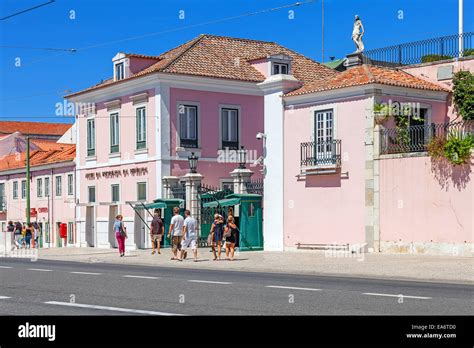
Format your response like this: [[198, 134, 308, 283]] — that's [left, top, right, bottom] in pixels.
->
[[202, 197, 241, 208], [143, 202, 167, 209]]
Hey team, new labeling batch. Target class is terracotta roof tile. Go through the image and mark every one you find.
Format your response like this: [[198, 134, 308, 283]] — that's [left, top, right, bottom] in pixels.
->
[[285, 64, 449, 96], [0, 143, 75, 171], [66, 34, 337, 97], [0, 121, 72, 136]]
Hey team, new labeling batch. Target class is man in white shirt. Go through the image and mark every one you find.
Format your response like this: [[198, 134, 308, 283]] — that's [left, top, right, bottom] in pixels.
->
[[179, 210, 198, 262], [167, 207, 184, 260]]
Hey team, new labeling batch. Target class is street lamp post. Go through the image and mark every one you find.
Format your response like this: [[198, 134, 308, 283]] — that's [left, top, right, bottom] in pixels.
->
[[188, 152, 198, 173], [238, 145, 247, 169], [26, 136, 30, 225]]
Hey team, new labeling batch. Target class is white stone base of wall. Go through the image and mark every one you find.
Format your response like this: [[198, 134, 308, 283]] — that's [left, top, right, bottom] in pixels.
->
[[380, 241, 473, 256]]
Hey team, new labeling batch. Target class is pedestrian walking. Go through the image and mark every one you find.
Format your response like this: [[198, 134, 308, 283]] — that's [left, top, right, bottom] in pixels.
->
[[114, 215, 127, 257], [33, 222, 40, 249], [210, 214, 224, 261], [25, 223, 33, 249], [179, 210, 198, 262], [150, 209, 164, 255], [167, 207, 184, 260], [224, 216, 238, 261], [7, 221, 15, 251], [13, 222, 22, 249]]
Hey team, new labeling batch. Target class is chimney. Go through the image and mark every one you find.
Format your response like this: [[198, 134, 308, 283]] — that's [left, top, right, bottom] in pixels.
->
[[345, 52, 364, 69]]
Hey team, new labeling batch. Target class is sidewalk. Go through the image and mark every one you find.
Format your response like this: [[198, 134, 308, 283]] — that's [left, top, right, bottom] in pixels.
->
[[31, 247, 473, 284]]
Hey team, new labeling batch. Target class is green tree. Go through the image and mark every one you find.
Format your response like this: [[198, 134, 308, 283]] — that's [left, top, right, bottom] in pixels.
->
[[452, 70, 474, 120]]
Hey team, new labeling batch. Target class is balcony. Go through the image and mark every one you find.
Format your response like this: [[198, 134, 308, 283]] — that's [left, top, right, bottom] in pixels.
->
[[300, 140, 341, 174], [380, 120, 474, 155]]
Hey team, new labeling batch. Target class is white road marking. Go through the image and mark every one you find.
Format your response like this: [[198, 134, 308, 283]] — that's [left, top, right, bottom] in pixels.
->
[[0, 266, 13, 269], [27, 268, 52, 272], [266, 285, 321, 291], [363, 292, 432, 299], [70, 271, 101, 275], [123, 275, 159, 280], [0, 296, 11, 299], [188, 280, 232, 285], [44, 301, 184, 316]]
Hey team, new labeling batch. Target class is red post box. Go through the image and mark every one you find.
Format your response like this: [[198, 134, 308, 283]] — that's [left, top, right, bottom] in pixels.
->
[[59, 223, 67, 239]]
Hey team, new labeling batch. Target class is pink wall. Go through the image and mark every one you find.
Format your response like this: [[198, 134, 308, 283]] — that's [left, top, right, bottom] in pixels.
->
[[402, 58, 474, 121], [169, 88, 264, 158], [283, 97, 368, 247], [249, 59, 269, 78], [78, 89, 156, 166], [379, 155, 473, 244], [129, 58, 158, 75]]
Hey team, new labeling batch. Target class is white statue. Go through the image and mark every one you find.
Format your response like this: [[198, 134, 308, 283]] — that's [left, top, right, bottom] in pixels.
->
[[352, 15, 365, 53]]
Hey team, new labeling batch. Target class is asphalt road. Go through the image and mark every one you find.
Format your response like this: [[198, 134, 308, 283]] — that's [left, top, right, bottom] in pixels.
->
[[0, 258, 472, 315]]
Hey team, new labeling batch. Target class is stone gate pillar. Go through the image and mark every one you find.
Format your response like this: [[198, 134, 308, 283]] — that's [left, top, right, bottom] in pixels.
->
[[182, 173, 203, 236], [230, 167, 254, 194], [162, 176, 179, 199]]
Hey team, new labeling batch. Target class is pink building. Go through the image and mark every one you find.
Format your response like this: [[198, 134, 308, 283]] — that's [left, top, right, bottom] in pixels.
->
[[0, 131, 76, 248], [66, 34, 336, 249], [278, 55, 474, 255]]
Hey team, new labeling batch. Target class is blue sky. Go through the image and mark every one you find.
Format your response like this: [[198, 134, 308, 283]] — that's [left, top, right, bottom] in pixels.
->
[[0, 0, 472, 123]]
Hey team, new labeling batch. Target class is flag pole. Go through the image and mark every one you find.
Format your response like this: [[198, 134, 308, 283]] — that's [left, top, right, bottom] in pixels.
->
[[26, 136, 30, 225], [459, 0, 463, 57]]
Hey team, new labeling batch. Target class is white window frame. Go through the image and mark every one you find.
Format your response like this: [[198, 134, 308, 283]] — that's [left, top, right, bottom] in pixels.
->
[[137, 181, 147, 202], [12, 181, 18, 200], [44, 177, 50, 197], [219, 104, 241, 149], [272, 62, 289, 75], [135, 105, 147, 150], [110, 112, 120, 154], [115, 62, 124, 81], [37, 178, 43, 198], [111, 184, 120, 203], [86, 117, 96, 157], [21, 180, 26, 199], [67, 174, 74, 196], [55, 176, 62, 197], [88, 186, 96, 203], [176, 101, 200, 149]]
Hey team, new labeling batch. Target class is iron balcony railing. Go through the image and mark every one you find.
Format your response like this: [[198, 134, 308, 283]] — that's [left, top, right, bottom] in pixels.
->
[[300, 139, 342, 168], [364, 32, 473, 67], [380, 120, 474, 155]]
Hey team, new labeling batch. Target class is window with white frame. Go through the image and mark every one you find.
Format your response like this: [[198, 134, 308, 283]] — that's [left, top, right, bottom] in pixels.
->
[[37, 178, 43, 198], [314, 109, 334, 159], [88, 186, 96, 203], [55, 176, 62, 197], [136, 107, 147, 150], [111, 184, 120, 203], [67, 174, 74, 196], [221, 108, 239, 149], [87, 118, 95, 157], [21, 180, 26, 199], [115, 62, 124, 81], [272, 62, 289, 75], [13, 181, 18, 200], [137, 182, 147, 201], [0, 183, 5, 211], [68, 222, 74, 244], [45, 177, 50, 197], [179, 104, 198, 148], [110, 112, 120, 153]]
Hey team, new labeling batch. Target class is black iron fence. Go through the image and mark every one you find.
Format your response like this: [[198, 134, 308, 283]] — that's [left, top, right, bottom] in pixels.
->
[[380, 120, 474, 155], [364, 32, 473, 67], [300, 139, 342, 167], [245, 178, 263, 195]]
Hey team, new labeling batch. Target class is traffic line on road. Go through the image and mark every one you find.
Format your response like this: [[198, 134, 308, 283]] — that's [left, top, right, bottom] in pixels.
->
[[0, 266, 13, 269], [123, 275, 159, 280], [266, 285, 321, 291], [44, 301, 184, 316], [0, 296, 12, 299], [363, 292, 432, 300], [188, 280, 232, 285], [70, 271, 101, 275], [27, 268, 52, 272]]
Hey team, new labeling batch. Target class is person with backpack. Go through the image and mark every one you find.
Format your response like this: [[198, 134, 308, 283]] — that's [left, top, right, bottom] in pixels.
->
[[150, 209, 164, 255], [224, 216, 239, 261], [114, 215, 127, 257]]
